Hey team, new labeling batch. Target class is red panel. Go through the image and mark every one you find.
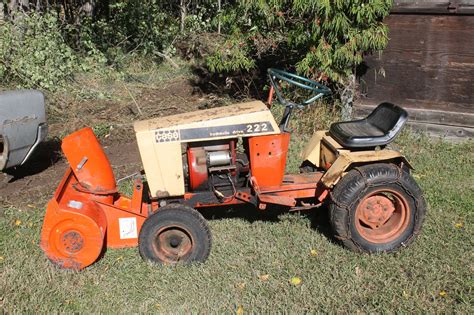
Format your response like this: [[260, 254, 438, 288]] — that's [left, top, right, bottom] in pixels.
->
[[187, 147, 209, 191], [248, 133, 290, 187]]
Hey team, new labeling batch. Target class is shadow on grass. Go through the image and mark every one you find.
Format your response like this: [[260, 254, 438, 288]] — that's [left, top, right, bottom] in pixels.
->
[[304, 204, 339, 245], [199, 203, 338, 244], [199, 204, 282, 223], [4, 137, 62, 182]]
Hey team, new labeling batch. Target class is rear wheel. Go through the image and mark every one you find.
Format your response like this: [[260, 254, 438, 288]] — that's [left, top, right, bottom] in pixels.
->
[[139, 204, 212, 264], [329, 163, 426, 253]]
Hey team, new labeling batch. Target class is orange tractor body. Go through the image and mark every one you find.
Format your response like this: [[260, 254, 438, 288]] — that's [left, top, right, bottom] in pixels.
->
[[40, 128, 322, 268], [40, 69, 426, 269]]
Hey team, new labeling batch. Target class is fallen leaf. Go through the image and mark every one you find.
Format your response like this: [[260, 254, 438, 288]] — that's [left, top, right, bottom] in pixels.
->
[[155, 303, 161, 309], [27, 204, 35, 208], [15, 219, 21, 226], [454, 222, 463, 229], [0, 256, 4, 262], [290, 277, 302, 286], [236, 282, 246, 290], [258, 274, 270, 281], [310, 249, 318, 256], [439, 290, 447, 297], [236, 305, 244, 315]]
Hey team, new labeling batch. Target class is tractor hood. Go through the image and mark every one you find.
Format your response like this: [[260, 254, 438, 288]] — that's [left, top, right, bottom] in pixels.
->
[[133, 101, 280, 143], [133, 101, 280, 198]]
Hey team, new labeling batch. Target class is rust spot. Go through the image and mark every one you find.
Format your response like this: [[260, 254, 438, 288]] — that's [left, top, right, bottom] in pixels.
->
[[156, 190, 170, 198], [49, 257, 83, 270], [61, 231, 84, 254]]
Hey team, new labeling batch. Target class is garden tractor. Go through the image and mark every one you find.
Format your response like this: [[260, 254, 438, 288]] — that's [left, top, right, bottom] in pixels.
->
[[40, 69, 426, 269]]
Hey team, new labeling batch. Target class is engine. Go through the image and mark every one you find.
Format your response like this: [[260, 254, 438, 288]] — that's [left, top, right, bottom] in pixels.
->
[[184, 139, 249, 197]]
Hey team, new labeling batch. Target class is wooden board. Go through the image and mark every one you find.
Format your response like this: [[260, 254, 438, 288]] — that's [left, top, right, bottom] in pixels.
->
[[354, 105, 474, 141], [355, 103, 474, 127], [405, 122, 474, 142], [392, 0, 474, 14], [356, 14, 474, 139]]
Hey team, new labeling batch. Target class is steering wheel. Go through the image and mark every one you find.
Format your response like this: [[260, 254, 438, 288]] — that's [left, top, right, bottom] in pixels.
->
[[268, 68, 331, 108]]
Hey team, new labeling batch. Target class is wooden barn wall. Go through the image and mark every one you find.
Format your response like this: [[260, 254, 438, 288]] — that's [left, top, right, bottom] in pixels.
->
[[356, 15, 474, 140]]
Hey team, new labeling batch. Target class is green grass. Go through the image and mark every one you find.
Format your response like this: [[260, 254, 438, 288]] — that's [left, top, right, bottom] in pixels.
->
[[1, 132, 473, 313]]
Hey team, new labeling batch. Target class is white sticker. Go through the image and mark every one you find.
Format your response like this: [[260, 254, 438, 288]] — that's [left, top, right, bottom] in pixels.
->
[[119, 217, 138, 239], [67, 200, 83, 209]]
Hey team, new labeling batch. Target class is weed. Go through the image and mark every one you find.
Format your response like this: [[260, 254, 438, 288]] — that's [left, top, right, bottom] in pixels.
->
[[92, 123, 112, 139]]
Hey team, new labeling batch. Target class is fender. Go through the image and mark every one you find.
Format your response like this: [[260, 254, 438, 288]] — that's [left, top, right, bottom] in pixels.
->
[[302, 130, 412, 188], [320, 149, 412, 188]]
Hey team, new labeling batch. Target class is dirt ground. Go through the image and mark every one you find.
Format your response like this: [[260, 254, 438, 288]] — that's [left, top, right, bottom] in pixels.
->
[[0, 76, 222, 208]]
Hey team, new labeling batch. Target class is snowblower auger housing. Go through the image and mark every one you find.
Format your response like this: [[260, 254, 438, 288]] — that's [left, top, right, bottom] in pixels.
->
[[41, 68, 426, 269]]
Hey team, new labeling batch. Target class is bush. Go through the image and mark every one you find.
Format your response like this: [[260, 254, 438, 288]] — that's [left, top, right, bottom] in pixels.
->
[[84, 0, 179, 61], [0, 13, 78, 91], [205, 0, 392, 84]]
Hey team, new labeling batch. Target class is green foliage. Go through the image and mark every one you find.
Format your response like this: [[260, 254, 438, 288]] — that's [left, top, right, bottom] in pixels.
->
[[0, 1, 392, 92], [85, 0, 179, 60], [0, 13, 78, 91], [206, 35, 256, 72], [207, 0, 392, 83]]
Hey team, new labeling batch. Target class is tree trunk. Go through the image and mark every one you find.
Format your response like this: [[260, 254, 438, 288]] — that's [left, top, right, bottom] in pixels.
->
[[340, 74, 356, 121], [7, 0, 18, 16], [80, 1, 95, 18], [180, 0, 186, 33], [217, 0, 221, 34], [7, 0, 29, 21], [1, 2, 5, 22]]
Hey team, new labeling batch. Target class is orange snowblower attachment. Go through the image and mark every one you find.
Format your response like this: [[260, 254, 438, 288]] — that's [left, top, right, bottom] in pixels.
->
[[40, 128, 150, 269]]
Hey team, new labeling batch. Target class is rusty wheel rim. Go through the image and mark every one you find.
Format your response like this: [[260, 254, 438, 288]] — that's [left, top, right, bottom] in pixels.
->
[[152, 226, 193, 264], [60, 230, 84, 254], [355, 188, 410, 244], [54, 229, 85, 257]]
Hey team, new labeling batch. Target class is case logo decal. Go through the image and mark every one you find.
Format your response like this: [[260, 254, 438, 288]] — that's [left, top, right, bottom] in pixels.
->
[[154, 121, 274, 143]]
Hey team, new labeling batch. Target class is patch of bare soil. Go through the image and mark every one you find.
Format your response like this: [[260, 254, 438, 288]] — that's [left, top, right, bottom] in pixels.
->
[[0, 76, 220, 209]]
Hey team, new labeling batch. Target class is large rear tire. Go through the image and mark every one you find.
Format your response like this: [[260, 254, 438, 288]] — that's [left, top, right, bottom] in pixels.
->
[[139, 204, 212, 264], [329, 163, 426, 253]]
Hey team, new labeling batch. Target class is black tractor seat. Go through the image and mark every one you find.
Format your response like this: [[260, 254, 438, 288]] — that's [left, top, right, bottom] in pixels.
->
[[329, 102, 408, 148]]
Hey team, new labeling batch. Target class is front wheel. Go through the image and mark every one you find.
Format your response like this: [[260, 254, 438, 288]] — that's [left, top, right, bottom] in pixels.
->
[[329, 163, 426, 253], [139, 204, 212, 264]]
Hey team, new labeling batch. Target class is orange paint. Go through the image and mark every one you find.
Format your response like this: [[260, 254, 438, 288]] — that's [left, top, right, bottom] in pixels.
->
[[40, 128, 150, 269], [40, 128, 330, 270], [248, 133, 290, 187]]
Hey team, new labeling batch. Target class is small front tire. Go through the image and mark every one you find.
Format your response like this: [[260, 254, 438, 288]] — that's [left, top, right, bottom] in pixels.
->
[[139, 204, 212, 264]]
